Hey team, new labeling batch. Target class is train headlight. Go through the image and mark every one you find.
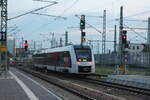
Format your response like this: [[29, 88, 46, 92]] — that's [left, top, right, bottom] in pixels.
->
[[79, 59, 82, 61], [83, 59, 87, 61]]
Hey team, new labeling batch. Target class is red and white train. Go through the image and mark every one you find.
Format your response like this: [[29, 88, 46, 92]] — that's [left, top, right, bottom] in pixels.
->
[[32, 45, 95, 74]]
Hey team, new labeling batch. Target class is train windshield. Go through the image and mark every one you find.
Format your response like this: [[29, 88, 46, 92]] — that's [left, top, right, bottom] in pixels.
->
[[75, 49, 92, 61]]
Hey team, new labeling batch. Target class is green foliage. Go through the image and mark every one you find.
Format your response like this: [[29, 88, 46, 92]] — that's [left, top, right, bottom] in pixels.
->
[[95, 66, 115, 75]]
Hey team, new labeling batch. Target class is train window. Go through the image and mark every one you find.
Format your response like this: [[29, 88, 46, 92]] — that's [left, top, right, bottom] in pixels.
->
[[75, 49, 92, 61], [58, 51, 71, 67], [34, 51, 71, 67]]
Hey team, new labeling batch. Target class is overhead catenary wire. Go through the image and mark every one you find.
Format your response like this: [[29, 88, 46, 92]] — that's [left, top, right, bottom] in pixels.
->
[[115, 18, 148, 22], [124, 9, 150, 18], [124, 24, 147, 40], [75, 14, 102, 33], [33, 0, 57, 3], [58, 0, 79, 16], [54, 0, 79, 20], [30, 0, 79, 32], [31, 12, 67, 20], [8, 2, 58, 21]]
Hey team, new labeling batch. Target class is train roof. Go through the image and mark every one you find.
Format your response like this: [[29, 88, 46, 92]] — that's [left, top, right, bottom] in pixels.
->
[[73, 45, 91, 49], [34, 44, 91, 55]]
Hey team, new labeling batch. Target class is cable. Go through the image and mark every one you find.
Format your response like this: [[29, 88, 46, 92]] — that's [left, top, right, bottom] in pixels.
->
[[75, 15, 102, 33], [29, 0, 79, 32], [31, 12, 67, 19], [124, 9, 150, 18], [33, 0, 57, 3], [60, 0, 79, 15], [54, 0, 79, 20], [8, 2, 58, 21]]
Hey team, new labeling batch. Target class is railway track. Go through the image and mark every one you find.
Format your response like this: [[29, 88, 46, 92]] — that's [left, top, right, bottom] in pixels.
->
[[16, 65, 150, 100], [74, 76, 150, 96], [17, 67, 124, 100], [35, 68, 150, 96]]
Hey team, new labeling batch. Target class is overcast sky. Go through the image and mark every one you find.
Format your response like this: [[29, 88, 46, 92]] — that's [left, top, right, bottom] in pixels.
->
[[7, 0, 150, 53]]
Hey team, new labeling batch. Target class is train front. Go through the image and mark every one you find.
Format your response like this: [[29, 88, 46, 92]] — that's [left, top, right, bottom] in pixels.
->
[[73, 45, 95, 74]]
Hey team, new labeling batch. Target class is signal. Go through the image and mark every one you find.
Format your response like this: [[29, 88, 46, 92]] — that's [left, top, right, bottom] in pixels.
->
[[24, 40, 29, 51], [81, 31, 86, 37], [122, 30, 127, 44], [80, 15, 85, 29]]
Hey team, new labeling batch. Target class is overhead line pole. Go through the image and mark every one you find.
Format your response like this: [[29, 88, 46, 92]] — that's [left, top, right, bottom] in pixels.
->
[[0, 0, 8, 76], [65, 31, 68, 46], [147, 18, 150, 44], [119, 6, 123, 66], [114, 25, 117, 52], [147, 18, 150, 67], [102, 10, 106, 66]]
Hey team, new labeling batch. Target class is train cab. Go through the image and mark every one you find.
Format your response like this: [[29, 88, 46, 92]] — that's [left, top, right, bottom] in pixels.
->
[[73, 45, 95, 73]]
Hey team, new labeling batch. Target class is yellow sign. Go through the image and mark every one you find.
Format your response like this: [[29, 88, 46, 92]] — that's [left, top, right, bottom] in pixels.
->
[[118, 66, 128, 72], [119, 66, 125, 72], [0, 46, 7, 52]]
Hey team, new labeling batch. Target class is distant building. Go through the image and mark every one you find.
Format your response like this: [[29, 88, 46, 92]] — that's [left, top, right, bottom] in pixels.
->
[[7, 36, 15, 56], [94, 43, 150, 67], [16, 48, 25, 57], [127, 43, 150, 67]]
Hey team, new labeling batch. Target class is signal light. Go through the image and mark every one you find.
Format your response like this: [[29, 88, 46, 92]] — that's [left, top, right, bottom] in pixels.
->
[[24, 40, 29, 51], [82, 37, 86, 42], [122, 34, 127, 44], [122, 30, 127, 44], [80, 15, 85, 29]]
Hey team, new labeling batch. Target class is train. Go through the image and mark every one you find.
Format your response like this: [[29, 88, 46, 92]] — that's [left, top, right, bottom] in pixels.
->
[[32, 45, 95, 74]]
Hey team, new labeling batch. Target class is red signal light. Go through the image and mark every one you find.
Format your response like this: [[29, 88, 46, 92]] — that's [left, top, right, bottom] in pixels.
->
[[122, 35, 126, 39], [122, 34, 127, 44]]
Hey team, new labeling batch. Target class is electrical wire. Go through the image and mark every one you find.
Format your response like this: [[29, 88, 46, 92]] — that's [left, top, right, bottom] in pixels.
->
[[8, 2, 58, 21], [31, 12, 67, 19], [124, 24, 147, 40], [75, 15, 102, 33], [31, 0, 79, 32], [58, 0, 79, 16], [124, 9, 150, 18], [33, 0, 57, 3]]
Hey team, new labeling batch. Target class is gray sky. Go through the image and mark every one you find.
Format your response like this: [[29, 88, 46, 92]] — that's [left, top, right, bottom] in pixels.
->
[[7, 0, 150, 53]]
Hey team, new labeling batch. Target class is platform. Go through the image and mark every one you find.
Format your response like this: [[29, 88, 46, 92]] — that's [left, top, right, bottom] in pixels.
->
[[0, 68, 62, 100], [106, 75, 150, 90]]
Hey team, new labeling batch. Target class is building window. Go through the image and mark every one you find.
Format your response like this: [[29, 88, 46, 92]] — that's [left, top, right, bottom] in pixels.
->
[[137, 46, 139, 49]]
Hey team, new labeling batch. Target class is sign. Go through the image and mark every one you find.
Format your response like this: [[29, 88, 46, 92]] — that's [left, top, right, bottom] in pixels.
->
[[0, 32, 6, 41], [0, 46, 7, 52]]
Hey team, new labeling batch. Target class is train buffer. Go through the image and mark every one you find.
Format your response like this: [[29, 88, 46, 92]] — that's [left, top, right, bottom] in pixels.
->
[[0, 68, 62, 100]]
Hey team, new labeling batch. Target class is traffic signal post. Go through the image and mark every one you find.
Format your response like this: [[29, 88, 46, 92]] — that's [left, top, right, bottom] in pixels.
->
[[80, 15, 86, 45], [118, 6, 128, 74], [0, 0, 8, 77], [121, 30, 128, 74], [23, 40, 29, 57]]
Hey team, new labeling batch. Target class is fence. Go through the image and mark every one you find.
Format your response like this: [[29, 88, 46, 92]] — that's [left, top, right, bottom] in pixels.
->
[[94, 52, 150, 67]]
